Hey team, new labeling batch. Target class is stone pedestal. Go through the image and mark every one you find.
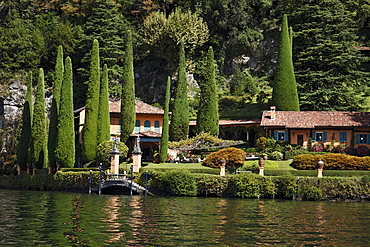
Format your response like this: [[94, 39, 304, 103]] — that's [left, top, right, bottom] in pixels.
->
[[110, 152, 120, 174], [110, 139, 120, 175], [259, 167, 264, 176], [220, 165, 226, 176], [318, 168, 323, 178], [132, 152, 142, 173]]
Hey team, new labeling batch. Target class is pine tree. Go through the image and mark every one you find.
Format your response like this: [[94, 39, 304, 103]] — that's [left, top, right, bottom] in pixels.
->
[[290, 0, 369, 111], [76, 0, 126, 101], [271, 14, 300, 111], [196, 46, 219, 136], [55, 56, 75, 168], [83, 39, 100, 162], [170, 42, 189, 141], [160, 76, 171, 163], [48, 45, 63, 173], [17, 72, 33, 171], [30, 68, 48, 171], [97, 64, 111, 145], [120, 30, 136, 144]]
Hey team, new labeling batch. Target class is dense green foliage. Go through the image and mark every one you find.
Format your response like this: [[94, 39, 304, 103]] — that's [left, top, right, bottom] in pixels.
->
[[48, 46, 64, 172], [271, 14, 299, 111], [82, 39, 100, 162], [96, 141, 128, 169], [97, 64, 110, 145], [143, 8, 209, 71], [159, 77, 171, 163], [291, 153, 370, 170], [196, 46, 219, 136], [120, 30, 136, 144], [170, 42, 189, 141], [202, 147, 246, 168], [55, 57, 75, 169], [17, 74, 33, 171], [284, 0, 369, 110], [30, 69, 48, 170]]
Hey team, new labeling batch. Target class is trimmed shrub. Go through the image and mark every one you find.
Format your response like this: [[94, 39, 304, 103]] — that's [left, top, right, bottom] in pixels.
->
[[196, 174, 228, 197], [202, 147, 246, 168], [301, 186, 323, 200], [238, 160, 279, 172], [356, 145, 369, 156], [226, 173, 276, 198], [158, 169, 197, 196], [272, 175, 298, 199], [291, 153, 370, 170]]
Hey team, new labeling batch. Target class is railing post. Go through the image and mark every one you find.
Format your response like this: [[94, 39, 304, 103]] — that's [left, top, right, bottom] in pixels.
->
[[130, 165, 133, 197], [98, 163, 102, 195], [89, 170, 92, 194], [145, 171, 148, 196]]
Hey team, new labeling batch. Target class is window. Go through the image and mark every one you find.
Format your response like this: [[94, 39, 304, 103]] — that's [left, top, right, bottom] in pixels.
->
[[311, 131, 327, 142], [356, 134, 369, 144], [154, 120, 160, 133], [134, 120, 140, 133], [273, 131, 289, 142], [339, 132, 347, 142], [144, 120, 150, 131]]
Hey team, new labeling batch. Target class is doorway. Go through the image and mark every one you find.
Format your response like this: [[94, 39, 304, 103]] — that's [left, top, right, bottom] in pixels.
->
[[297, 135, 304, 146]]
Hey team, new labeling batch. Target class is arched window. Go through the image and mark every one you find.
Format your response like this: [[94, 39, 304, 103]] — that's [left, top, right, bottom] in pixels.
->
[[154, 120, 160, 133], [135, 120, 140, 133], [144, 120, 150, 131]]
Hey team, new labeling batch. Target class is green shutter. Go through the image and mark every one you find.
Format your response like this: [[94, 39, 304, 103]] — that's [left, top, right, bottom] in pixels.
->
[[273, 131, 278, 141], [285, 131, 289, 141], [312, 132, 316, 141], [323, 132, 327, 142]]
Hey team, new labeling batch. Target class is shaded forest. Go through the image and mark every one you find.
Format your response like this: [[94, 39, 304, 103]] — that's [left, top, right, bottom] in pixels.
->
[[0, 0, 369, 112]]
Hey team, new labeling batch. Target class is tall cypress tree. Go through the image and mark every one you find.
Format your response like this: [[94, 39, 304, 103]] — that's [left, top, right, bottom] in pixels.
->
[[30, 68, 48, 172], [48, 45, 64, 173], [55, 56, 75, 168], [196, 46, 219, 136], [120, 30, 135, 144], [271, 14, 300, 111], [97, 64, 111, 145], [17, 72, 33, 172], [170, 42, 189, 141], [160, 76, 171, 163], [83, 39, 100, 162]]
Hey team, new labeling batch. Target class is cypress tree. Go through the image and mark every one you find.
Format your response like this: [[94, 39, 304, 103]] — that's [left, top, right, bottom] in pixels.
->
[[83, 39, 101, 162], [48, 45, 63, 173], [160, 76, 171, 163], [196, 46, 219, 136], [170, 42, 189, 141], [97, 64, 111, 145], [17, 72, 33, 172], [120, 30, 136, 143], [55, 56, 75, 168], [271, 14, 300, 111], [30, 68, 48, 171]]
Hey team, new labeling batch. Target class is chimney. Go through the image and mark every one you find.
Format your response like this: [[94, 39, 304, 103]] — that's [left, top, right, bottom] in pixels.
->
[[270, 106, 276, 120]]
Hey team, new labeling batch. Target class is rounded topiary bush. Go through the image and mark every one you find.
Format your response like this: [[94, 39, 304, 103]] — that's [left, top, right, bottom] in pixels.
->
[[202, 147, 246, 168], [96, 140, 128, 169]]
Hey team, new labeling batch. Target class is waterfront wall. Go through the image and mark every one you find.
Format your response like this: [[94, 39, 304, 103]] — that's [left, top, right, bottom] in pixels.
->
[[1, 171, 370, 201]]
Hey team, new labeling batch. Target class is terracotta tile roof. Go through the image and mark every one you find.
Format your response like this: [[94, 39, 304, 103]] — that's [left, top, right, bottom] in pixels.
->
[[75, 99, 164, 114], [130, 130, 162, 138], [261, 111, 370, 128], [189, 119, 260, 126]]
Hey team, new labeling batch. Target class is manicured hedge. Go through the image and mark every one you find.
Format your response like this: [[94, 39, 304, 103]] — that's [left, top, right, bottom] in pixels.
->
[[291, 153, 370, 170], [202, 147, 246, 168]]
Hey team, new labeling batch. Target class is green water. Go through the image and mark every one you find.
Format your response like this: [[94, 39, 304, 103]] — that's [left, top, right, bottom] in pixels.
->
[[1, 189, 370, 246]]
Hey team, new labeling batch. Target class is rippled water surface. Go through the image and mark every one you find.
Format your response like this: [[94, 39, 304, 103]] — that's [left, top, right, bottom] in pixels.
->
[[1, 189, 370, 246]]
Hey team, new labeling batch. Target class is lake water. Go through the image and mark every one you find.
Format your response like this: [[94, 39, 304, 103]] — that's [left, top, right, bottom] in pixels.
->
[[1, 189, 370, 246]]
